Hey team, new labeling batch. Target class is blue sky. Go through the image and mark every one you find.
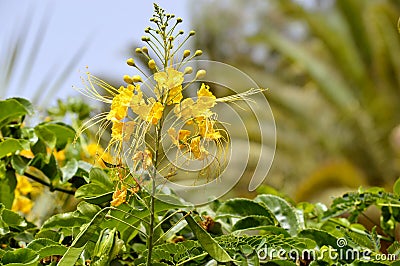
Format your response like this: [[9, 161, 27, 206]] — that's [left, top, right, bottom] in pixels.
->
[[0, 1, 190, 106]]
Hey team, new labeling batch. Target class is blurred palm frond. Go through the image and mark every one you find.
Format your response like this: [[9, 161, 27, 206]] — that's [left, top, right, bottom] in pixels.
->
[[191, 0, 400, 198]]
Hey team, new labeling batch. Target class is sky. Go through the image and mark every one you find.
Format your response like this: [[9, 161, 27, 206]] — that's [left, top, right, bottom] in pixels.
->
[[0, 1, 190, 106]]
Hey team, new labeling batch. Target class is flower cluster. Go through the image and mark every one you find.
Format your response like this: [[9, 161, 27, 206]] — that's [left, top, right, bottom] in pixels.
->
[[76, 4, 262, 206]]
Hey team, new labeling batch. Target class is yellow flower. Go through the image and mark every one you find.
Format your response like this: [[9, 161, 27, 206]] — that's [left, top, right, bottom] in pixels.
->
[[130, 86, 164, 124], [154, 68, 184, 104], [12, 191, 33, 214], [167, 85, 183, 105], [132, 150, 153, 170], [107, 85, 134, 122], [174, 83, 216, 120], [190, 136, 208, 160], [196, 116, 222, 140], [16, 174, 32, 195], [174, 98, 195, 121], [111, 187, 127, 207], [168, 128, 191, 148], [111, 121, 124, 141], [84, 143, 113, 167], [195, 83, 216, 117], [19, 149, 34, 158], [53, 149, 66, 162], [146, 101, 164, 125]]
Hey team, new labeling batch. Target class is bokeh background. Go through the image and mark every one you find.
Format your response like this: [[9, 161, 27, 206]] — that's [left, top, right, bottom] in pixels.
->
[[1, 0, 400, 204]]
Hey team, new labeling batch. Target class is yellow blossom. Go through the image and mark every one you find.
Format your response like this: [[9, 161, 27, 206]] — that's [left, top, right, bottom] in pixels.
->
[[19, 149, 34, 158], [111, 187, 127, 207], [146, 101, 164, 125], [12, 194, 33, 214], [16, 175, 32, 195], [174, 98, 195, 121], [107, 85, 134, 122], [84, 143, 113, 167], [195, 83, 216, 117], [130, 86, 164, 124], [174, 83, 216, 120], [111, 121, 124, 141], [189, 136, 208, 160], [154, 68, 184, 104], [53, 149, 66, 162], [132, 150, 153, 170], [168, 128, 191, 148], [196, 116, 222, 140]]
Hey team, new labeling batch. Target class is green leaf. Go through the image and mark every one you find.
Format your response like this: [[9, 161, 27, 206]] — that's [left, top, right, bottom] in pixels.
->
[[27, 238, 67, 259], [89, 168, 114, 188], [2, 248, 39, 265], [74, 183, 113, 204], [61, 158, 78, 182], [233, 225, 291, 237], [75, 168, 114, 204], [264, 261, 297, 266], [70, 209, 106, 248], [37, 122, 75, 150], [232, 215, 276, 231], [0, 204, 10, 235], [0, 98, 30, 128], [185, 213, 233, 263], [255, 194, 302, 236], [41, 212, 90, 230], [2, 208, 27, 227], [57, 245, 86, 266], [0, 169, 17, 209], [216, 198, 276, 223], [11, 97, 34, 115], [0, 138, 23, 159], [34, 125, 56, 150], [387, 241, 400, 257], [11, 155, 30, 175], [394, 178, 400, 195], [34, 230, 61, 242], [38, 154, 59, 181], [77, 201, 101, 218], [26, 237, 60, 250]]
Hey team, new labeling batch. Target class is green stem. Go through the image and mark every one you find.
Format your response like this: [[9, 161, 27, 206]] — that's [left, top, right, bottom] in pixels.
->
[[146, 123, 163, 266]]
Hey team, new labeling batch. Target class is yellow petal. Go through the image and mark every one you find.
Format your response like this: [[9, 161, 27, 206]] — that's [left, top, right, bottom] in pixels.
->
[[12, 195, 33, 214], [111, 187, 127, 207], [16, 175, 33, 195]]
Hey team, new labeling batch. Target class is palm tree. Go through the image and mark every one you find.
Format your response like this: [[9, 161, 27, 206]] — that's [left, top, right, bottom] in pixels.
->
[[190, 0, 400, 200]]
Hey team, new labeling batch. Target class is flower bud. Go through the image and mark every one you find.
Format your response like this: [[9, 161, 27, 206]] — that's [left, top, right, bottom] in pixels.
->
[[195, 70, 206, 79], [177, 17, 183, 23], [178, 30, 184, 35], [184, 66, 193, 75], [142, 46, 149, 54], [194, 50, 203, 57], [189, 30, 196, 36], [126, 58, 135, 66], [123, 75, 133, 84], [141, 36, 150, 42], [132, 75, 143, 83], [148, 59, 156, 69], [135, 48, 142, 53], [183, 50, 191, 58]]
